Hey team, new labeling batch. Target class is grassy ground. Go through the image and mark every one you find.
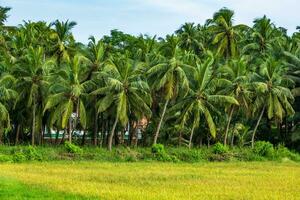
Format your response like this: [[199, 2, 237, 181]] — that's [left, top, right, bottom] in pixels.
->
[[0, 161, 299, 200]]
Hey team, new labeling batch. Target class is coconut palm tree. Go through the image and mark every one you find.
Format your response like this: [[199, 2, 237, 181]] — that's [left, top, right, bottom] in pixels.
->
[[13, 46, 54, 145], [175, 23, 204, 54], [147, 38, 192, 145], [44, 55, 89, 143], [0, 74, 17, 143], [91, 54, 152, 151], [50, 20, 77, 65], [207, 8, 247, 58], [84, 36, 107, 145], [218, 57, 251, 145], [172, 51, 239, 148], [0, 6, 10, 26], [283, 50, 300, 97], [251, 57, 295, 147]]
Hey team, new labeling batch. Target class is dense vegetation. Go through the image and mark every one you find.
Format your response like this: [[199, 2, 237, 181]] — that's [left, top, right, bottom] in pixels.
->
[[0, 6, 300, 152]]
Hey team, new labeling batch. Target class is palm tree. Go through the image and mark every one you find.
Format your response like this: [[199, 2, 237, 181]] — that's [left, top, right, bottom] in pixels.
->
[[283, 51, 300, 97], [172, 51, 239, 148], [218, 57, 251, 145], [0, 6, 11, 27], [91, 54, 152, 151], [13, 46, 53, 145], [147, 39, 191, 145], [207, 8, 247, 58], [0, 74, 17, 143], [249, 16, 279, 53], [50, 20, 77, 65], [84, 36, 107, 145], [175, 23, 204, 54], [44, 55, 89, 143], [251, 57, 295, 147]]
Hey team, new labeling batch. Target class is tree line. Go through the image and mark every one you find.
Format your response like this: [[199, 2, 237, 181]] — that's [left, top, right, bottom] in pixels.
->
[[0, 7, 299, 150]]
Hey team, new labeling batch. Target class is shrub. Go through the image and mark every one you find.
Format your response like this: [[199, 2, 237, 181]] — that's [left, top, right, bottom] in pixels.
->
[[212, 142, 229, 154], [64, 142, 83, 154], [167, 148, 208, 162], [25, 146, 42, 161], [12, 152, 27, 162], [151, 144, 165, 154], [253, 141, 274, 158], [151, 144, 178, 162], [275, 144, 300, 161], [0, 154, 12, 162]]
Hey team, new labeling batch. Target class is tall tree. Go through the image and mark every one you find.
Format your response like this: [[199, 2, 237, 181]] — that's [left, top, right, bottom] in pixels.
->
[[173, 52, 239, 148], [44, 55, 89, 143], [91, 54, 152, 150], [13, 47, 53, 145], [251, 57, 295, 147], [208, 8, 246, 58], [147, 38, 191, 144]]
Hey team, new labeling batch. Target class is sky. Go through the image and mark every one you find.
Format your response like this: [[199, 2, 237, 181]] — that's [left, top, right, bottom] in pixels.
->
[[2, 0, 300, 43]]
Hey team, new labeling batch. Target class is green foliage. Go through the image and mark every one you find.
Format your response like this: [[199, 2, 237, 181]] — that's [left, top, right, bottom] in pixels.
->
[[275, 144, 300, 161], [64, 142, 83, 154], [151, 144, 165, 154], [253, 141, 275, 158], [212, 142, 229, 154], [151, 144, 179, 162], [0, 145, 299, 163]]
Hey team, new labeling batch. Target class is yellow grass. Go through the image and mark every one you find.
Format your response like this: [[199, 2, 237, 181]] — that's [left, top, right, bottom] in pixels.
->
[[0, 161, 300, 199]]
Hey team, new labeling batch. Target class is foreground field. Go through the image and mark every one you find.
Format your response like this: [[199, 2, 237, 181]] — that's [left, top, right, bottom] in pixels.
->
[[0, 162, 299, 200]]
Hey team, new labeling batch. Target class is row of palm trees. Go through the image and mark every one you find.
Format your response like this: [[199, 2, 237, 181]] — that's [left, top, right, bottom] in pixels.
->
[[0, 6, 299, 150]]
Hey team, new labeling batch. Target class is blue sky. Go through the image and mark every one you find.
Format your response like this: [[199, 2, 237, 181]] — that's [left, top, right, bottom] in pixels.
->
[[3, 0, 299, 43]]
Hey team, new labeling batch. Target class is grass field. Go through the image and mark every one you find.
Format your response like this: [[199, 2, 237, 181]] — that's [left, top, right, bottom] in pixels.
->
[[0, 161, 299, 200]]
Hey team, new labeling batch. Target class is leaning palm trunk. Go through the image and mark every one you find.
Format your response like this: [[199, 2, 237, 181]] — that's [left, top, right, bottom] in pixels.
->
[[31, 103, 36, 146], [251, 106, 266, 148], [188, 126, 195, 149], [153, 99, 169, 145], [108, 114, 118, 151], [224, 106, 235, 145]]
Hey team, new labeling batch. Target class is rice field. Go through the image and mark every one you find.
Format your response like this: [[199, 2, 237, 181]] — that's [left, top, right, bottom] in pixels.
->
[[0, 161, 299, 200]]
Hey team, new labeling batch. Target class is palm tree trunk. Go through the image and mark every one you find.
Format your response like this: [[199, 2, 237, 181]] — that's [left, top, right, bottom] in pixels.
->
[[178, 131, 182, 147], [251, 106, 266, 148], [153, 99, 169, 145], [231, 132, 234, 147], [15, 124, 20, 145], [188, 126, 195, 149], [68, 118, 72, 143], [108, 114, 118, 151], [224, 106, 234, 145], [55, 128, 59, 144], [81, 129, 86, 146], [93, 105, 98, 146], [31, 103, 36, 146]]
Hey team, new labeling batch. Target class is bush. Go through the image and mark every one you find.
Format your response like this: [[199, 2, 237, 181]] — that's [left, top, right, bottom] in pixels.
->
[[12, 152, 27, 162], [151, 144, 178, 162], [253, 141, 274, 158], [151, 144, 165, 154], [64, 142, 83, 154], [212, 142, 229, 154], [10, 146, 42, 162], [275, 144, 300, 161], [25, 146, 42, 161], [0, 154, 12, 162]]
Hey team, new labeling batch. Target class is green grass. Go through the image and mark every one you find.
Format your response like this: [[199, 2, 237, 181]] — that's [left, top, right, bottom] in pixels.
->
[[0, 176, 88, 199], [0, 161, 300, 199]]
